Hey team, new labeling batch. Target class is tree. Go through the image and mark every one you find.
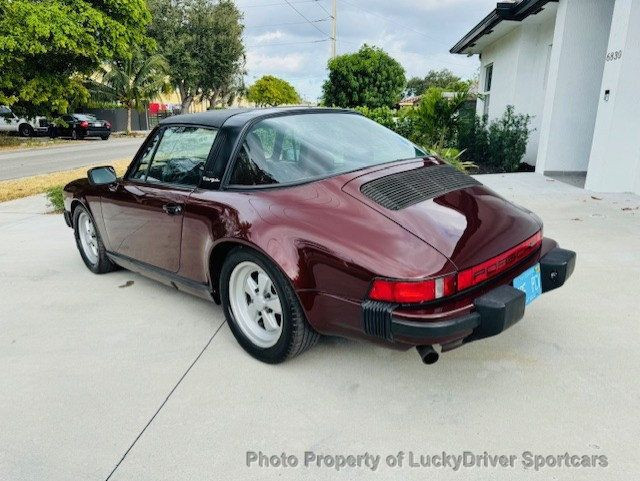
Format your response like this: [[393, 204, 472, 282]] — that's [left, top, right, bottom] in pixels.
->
[[148, 0, 245, 112], [0, 0, 151, 117], [246, 76, 300, 107], [405, 69, 463, 96], [322, 45, 405, 109], [87, 49, 169, 132]]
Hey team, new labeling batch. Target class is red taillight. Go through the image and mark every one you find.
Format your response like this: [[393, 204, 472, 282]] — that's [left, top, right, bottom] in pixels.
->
[[368, 231, 542, 304], [369, 273, 457, 303], [79, 120, 89, 129], [457, 231, 542, 291], [105, 121, 111, 129]]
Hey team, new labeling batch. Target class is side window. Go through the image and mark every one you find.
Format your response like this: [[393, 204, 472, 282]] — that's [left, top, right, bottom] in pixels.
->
[[146, 126, 218, 186], [130, 130, 162, 180], [483, 63, 493, 117]]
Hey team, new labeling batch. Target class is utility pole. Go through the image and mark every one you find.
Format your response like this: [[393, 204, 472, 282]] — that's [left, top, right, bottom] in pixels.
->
[[331, 0, 337, 59]]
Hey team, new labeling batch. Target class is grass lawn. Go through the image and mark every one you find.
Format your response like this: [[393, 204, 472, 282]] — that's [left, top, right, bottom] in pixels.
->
[[0, 159, 131, 210]]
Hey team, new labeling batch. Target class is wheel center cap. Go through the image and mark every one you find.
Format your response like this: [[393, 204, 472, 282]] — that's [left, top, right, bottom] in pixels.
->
[[254, 296, 266, 311]]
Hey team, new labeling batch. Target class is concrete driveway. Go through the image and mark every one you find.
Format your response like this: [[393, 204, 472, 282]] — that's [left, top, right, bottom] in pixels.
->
[[0, 174, 638, 480], [0, 137, 144, 180]]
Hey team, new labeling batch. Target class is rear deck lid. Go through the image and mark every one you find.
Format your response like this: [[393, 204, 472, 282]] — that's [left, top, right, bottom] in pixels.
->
[[342, 159, 542, 271]]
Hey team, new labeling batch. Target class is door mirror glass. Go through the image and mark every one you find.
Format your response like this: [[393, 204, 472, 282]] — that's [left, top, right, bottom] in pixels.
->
[[88, 166, 117, 185]]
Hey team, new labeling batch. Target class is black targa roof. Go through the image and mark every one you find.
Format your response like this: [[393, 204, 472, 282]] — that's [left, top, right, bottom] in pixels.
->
[[159, 107, 355, 128]]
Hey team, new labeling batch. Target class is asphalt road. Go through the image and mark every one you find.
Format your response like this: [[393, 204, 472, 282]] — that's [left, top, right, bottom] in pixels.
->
[[0, 174, 638, 480], [0, 137, 144, 180]]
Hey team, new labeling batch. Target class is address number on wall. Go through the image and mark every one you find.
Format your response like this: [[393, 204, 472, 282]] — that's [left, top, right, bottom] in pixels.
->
[[605, 50, 623, 62]]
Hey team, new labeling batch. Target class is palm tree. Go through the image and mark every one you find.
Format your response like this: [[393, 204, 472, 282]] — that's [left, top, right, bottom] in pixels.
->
[[88, 49, 169, 132]]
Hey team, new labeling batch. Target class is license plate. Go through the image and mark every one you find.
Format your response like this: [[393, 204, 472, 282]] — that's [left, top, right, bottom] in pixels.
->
[[93, 122, 102, 127], [513, 263, 542, 305]]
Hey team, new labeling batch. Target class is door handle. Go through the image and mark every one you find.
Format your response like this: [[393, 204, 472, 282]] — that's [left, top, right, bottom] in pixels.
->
[[162, 203, 183, 215]]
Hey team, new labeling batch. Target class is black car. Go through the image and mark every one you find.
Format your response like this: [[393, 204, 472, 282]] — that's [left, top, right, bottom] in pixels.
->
[[52, 114, 111, 140]]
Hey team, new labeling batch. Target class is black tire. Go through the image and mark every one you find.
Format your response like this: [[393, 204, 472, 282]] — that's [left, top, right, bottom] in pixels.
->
[[220, 247, 319, 363], [101, 134, 110, 140], [71, 129, 78, 140], [73, 205, 119, 274], [18, 124, 34, 137]]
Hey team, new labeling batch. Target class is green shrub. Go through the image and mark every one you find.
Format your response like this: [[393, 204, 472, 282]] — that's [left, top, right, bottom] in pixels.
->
[[46, 186, 64, 212], [487, 106, 531, 172], [458, 106, 531, 173], [457, 110, 489, 166], [411, 86, 469, 147], [428, 145, 477, 173], [354, 106, 397, 130]]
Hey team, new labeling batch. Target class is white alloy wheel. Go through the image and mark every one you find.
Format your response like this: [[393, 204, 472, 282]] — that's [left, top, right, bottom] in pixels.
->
[[77, 211, 99, 265], [228, 261, 283, 348]]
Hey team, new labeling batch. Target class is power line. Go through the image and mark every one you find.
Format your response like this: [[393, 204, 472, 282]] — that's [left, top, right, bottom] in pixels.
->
[[246, 18, 330, 29], [314, 0, 331, 17], [283, 0, 330, 37], [240, 0, 318, 8], [339, 0, 451, 47], [247, 38, 330, 48]]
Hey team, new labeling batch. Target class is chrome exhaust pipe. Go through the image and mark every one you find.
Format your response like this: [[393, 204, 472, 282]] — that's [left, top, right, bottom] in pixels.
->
[[416, 345, 439, 364]]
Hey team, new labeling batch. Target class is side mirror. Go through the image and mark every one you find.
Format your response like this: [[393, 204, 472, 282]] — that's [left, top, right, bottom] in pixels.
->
[[88, 166, 117, 186]]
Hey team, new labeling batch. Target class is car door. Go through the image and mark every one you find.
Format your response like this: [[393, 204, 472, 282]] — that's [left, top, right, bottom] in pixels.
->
[[100, 125, 219, 272], [58, 115, 75, 137], [0, 107, 17, 132]]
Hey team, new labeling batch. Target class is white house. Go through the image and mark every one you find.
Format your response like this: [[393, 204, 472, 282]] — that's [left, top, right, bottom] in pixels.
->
[[452, 0, 640, 195]]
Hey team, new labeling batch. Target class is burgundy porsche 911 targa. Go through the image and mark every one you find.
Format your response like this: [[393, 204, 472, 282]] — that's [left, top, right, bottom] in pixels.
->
[[63, 107, 575, 364]]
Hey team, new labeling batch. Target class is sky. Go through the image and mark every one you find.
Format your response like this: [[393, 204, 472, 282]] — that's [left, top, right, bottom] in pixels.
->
[[238, 0, 499, 102]]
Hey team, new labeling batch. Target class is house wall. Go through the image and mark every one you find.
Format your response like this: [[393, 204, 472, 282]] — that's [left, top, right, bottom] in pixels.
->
[[586, 0, 640, 195], [535, 0, 616, 173], [478, 11, 556, 165]]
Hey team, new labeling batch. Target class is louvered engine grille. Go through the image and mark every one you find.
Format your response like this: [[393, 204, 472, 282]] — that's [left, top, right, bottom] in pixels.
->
[[360, 164, 481, 210]]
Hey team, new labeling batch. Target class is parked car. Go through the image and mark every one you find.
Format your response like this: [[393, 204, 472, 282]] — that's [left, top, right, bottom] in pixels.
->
[[52, 114, 111, 140], [62, 108, 576, 364], [0, 105, 49, 137]]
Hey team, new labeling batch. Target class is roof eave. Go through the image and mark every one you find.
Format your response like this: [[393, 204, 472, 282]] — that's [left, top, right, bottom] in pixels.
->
[[450, 0, 557, 55]]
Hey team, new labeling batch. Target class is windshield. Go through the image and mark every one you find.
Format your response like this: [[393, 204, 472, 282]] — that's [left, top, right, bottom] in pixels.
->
[[228, 113, 425, 187]]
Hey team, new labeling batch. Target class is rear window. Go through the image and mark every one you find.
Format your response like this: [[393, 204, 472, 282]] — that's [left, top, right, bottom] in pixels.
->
[[228, 113, 425, 187], [73, 114, 96, 121]]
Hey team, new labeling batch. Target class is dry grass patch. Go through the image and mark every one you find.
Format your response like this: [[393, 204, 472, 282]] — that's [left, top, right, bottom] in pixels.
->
[[0, 135, 72, 152], [0, 158, 130, 203]]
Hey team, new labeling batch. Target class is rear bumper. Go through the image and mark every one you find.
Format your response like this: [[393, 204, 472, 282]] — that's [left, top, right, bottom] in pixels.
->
[[85, 128, 110, 137], [363, 247, 576, 346]]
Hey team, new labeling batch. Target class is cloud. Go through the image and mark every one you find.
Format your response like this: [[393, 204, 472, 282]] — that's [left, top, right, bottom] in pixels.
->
[[246, 51, 308, 73], [251, 30, 285, 44], [238, 0, 497, 100]]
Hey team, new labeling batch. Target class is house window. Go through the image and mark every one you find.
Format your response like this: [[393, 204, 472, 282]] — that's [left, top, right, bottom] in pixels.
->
[[483, 63, 493, 117]]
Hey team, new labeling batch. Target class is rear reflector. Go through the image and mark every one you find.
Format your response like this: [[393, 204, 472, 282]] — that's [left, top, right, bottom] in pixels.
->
[[368, 231, 542, 304], [457, 231, 542, 291]]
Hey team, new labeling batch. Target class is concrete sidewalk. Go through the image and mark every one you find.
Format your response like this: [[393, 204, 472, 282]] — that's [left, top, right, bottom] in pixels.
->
[[0, 174, 638, 480]]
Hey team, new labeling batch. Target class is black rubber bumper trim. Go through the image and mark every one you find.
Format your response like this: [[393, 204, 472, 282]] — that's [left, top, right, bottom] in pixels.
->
[[366, 246, 577, 343], [540, 247, 576, 293], [391, 312, 481, 339], [63, 210, 72, 228], [391, 285, 525, 342]]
